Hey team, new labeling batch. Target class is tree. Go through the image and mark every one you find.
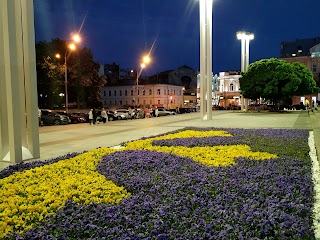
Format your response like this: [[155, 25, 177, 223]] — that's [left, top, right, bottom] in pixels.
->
[[239, 58, 319, 104], [35, 39, 106, 109]]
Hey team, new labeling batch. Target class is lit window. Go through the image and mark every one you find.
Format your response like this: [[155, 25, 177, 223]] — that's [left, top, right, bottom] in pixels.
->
[[312, 65, 317, 72]]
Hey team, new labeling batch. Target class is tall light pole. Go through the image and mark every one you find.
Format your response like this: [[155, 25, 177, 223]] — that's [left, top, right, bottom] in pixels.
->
[[55, 34, 80, 113], [133, 55, 151, 108], [237, 31, 254, 111], [199, 0, 213, 121]]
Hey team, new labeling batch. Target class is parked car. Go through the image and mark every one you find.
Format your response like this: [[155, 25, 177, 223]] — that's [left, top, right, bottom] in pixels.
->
[[157, 108, 174, 116], [53, 111, 71, 123], [114, 109, 130, 120], [40, 109, 69, 125]]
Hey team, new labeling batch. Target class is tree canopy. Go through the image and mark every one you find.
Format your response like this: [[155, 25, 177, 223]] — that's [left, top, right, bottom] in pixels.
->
[[239, 58, 319, 104], [36, 38, 106, 109]]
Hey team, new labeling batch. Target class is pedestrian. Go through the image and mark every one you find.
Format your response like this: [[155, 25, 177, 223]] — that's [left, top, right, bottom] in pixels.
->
[[101, 108, 107, 123], [88, 109, 94, 125], [93, 108, 97, 124], [146, 108, 150, 118], [305, 98, 310, 110], [38, 108, 43, 127], [155, 107, 159, 117], [128, 107, 134, 120]]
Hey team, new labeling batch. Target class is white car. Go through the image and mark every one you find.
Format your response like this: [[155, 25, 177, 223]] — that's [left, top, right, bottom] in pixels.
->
[[157, 108, 174, 116], [114, 109, 130, 120]]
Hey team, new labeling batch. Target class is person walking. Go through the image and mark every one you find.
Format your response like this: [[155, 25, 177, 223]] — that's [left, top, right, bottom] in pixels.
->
[[93, 108, 97, 124], [146, 108, 150, 118], [38, 108, 43, 127], [128, 107, 134, 120], [101, 108, 108, 123], [155, 106, 159, 117], [88, 109, 94, 125], [305, 98, 310, 110]]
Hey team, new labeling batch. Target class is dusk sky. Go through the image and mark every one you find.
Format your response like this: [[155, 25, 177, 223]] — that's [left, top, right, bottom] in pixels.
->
[[33, 0, 320, 76]]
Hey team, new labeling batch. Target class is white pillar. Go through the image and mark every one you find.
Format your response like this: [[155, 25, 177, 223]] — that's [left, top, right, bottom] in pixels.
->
[[0, 0, 39, 164], [199, 0, 213, 120]]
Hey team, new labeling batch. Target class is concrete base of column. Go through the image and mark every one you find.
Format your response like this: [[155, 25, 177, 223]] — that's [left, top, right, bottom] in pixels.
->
[[2, 147, 34, 162]]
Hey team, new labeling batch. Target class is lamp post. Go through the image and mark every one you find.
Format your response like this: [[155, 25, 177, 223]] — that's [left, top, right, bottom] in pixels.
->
[[199, 0, 213, 120], [237, 31, 254, 111], [133, 55, 151, 108], [55, 34, 80, 113]]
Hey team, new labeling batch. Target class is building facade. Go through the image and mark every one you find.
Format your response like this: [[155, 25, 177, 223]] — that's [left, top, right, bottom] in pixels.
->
[[101, 84, 184, 110], [280, 38, 320, 105], [217, 71, 241, 108]]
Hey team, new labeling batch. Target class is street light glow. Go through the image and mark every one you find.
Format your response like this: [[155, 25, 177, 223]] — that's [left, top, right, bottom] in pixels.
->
[[237, 31, 254, 40], [72, 34, 81, 43], [68, 43, 76, 50], [141, 63, 146, 68], [143, 55, 150, 64], [55, 53, 61, 59]]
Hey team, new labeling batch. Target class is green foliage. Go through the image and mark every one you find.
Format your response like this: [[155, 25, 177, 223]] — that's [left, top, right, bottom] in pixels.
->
[[240, 58, 318, 103], [36, 39, 106, 108]]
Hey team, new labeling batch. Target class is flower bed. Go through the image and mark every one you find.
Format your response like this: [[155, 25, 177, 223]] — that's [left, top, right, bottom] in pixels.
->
[[0, 128, 316, 239]]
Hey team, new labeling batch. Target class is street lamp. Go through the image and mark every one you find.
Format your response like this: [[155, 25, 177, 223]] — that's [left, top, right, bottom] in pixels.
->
[[237, 31, 254, 111], [55, 34, 81, 113], [133, 55, 151, 108]]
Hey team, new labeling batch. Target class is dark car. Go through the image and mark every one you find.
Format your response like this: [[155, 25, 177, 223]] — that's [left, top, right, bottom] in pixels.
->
[[40, 109, 69, 125], [96, 110, 116, 122], [68, 114, 86, 124]]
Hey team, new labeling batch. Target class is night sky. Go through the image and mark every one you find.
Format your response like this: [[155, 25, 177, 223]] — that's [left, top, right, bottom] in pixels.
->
[[33, 0, 320, 76]]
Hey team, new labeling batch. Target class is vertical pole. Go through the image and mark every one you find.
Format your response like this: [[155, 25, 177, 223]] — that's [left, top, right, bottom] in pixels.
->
[[240, 38, 245, 111], [206, 0, 213, 120], [199, 0, 206, 119], [21, 0, 40, 159], [199, 0, 213, 120], [65, 54, 68, 113]]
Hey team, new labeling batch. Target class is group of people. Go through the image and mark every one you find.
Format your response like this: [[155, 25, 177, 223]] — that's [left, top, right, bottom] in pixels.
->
[[88, 108, 108, 125]]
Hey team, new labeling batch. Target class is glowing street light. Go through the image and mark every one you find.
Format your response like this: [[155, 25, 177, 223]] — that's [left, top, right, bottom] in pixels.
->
[[134, 55, 151, 108], [55, 34, 81, 112], [237, 31, 254, 110]]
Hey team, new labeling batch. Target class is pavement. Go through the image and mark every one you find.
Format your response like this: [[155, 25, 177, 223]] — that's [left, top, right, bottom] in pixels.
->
[[1, 109, 320, 170]]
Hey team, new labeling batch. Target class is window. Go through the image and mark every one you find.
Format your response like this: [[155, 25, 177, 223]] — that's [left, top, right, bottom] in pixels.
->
[[132, 100, 135, 104], [158, 99, 160, 104], [164, 89, 166, 95], [157, 89, 161, 95], [149, 89, 152, 95], [174, 90, 176, 95], [312, 65, 317, 72], [120, 90, 122, 96], [109, 101, 112, 105], [114, 90, 116, 96], [125, 100, 128, 105], [125, 90, 128, 96], [230, 83, 234, 91], [115, 101, 117, 105], [131, 90, 133, 96], [103, 91, 106, 96], [143, 90, 145, 95], [109, 91, 111, 97], [119, 100, 122, 105], [138, 90, 140, 95], [143, 100, 146, 104], [150, 100, 152, 104]]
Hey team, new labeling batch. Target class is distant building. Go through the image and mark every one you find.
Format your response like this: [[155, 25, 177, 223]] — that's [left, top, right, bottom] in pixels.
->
[[280, 37, 320, 106], [100, 65, 197, 109], [217, 71, 241, 108], [280, 37, 320, 58]]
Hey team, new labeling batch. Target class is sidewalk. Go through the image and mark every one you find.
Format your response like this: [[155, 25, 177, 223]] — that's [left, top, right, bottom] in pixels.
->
[[0, 110, 318, 170]]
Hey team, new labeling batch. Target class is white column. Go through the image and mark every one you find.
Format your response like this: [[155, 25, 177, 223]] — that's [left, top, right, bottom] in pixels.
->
[[199, 0, 213, 120], [0, 0, 39, 164]]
